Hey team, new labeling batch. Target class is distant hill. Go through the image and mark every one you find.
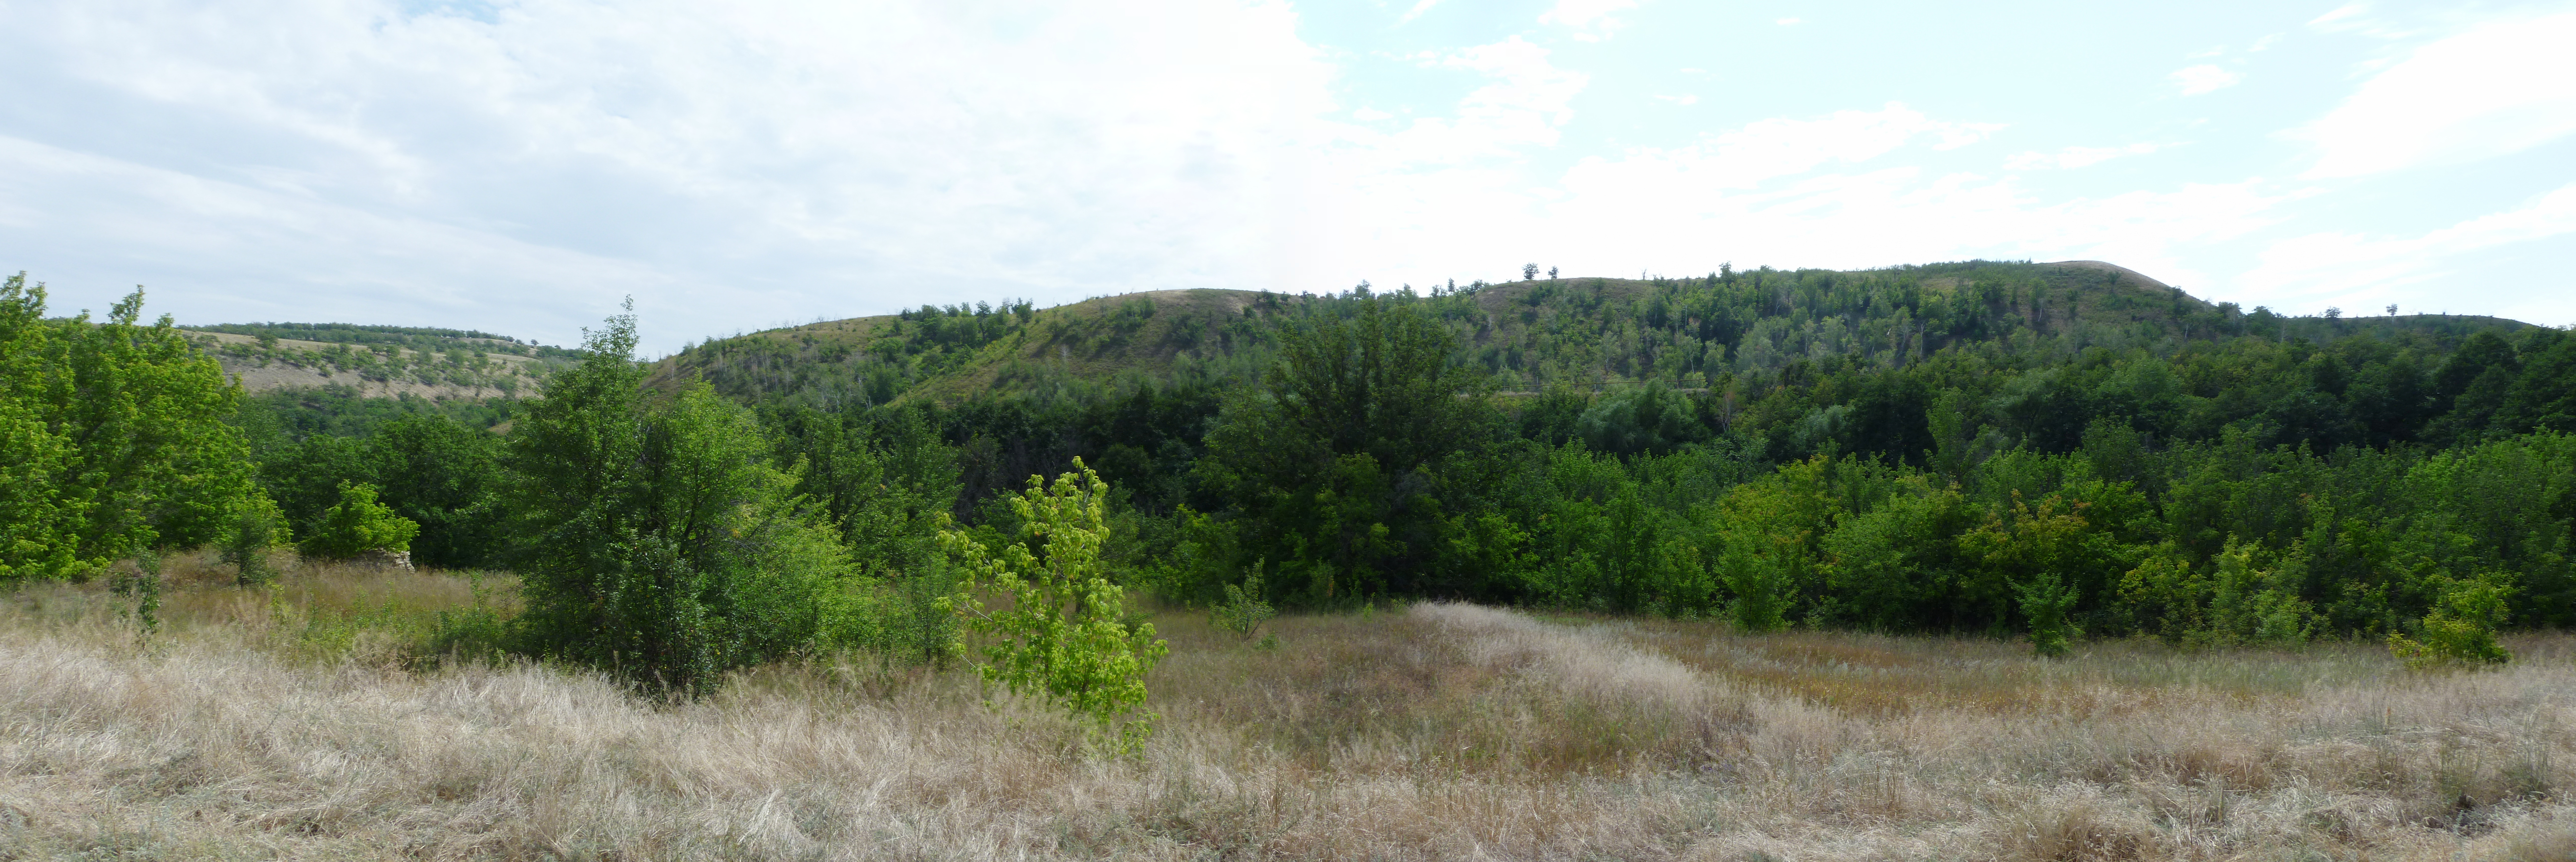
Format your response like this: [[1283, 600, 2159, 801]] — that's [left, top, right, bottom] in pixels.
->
[[181, 322, 579, 399], [651, 260, 2533, 409]]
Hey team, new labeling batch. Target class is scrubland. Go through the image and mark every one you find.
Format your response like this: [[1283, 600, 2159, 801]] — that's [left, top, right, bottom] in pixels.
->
[[2, 555, 2570, 861]]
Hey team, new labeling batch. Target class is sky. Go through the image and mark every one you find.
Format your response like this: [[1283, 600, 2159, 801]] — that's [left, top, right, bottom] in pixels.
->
[[3, 0, 2573, 355]]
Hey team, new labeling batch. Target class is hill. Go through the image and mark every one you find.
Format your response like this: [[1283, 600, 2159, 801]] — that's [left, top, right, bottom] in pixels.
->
[[181, 322, 579, 400], [652, 259, 2531, 408]]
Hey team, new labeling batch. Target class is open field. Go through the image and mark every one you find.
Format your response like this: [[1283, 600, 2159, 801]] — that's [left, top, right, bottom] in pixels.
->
[[3, 557, 2570, 860]]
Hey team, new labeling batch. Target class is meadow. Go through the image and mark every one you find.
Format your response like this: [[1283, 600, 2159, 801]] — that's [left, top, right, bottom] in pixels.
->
[[2, 556, 2569, 861]]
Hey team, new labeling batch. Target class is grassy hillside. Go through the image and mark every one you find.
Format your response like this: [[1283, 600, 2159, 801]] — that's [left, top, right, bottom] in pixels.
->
[[11, 559, 2573, 860], [182, 322, 581, 399], [653, 260, 2530, 408]]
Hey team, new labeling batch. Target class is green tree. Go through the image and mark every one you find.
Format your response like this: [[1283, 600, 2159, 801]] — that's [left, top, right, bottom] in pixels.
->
[[1201, 299, 1497, 602], [301, 482, 420, 560], [509, 306, 861, 695], [0, 275, 257, 580], [937, 461, 1168, 751], [220, 492, 293, 585], [363, 414, 507, 569]]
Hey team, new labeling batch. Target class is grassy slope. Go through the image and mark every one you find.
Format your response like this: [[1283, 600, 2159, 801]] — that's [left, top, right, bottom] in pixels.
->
[[184, 329, 555, 398], [651, 260, 2533, 409], [6, 558, 2572, 859]]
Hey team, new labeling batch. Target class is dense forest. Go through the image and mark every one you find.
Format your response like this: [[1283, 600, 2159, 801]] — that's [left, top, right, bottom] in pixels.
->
[[9, 259, 2573, 690]]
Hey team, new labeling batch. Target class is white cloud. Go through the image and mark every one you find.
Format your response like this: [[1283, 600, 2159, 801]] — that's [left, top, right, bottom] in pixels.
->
[[1539, 0, 1639, 41], [2308, 3, 2415, 38], [1397, 0, 1443, 25], [0, 134, 679, 330], [2310, 4, 2370, 29], [2006, 143, 2167, 170], [1300, 102, 2283, 291], [2169, 64, 2242, 95], [2298, 12, 2576, 178], [0, 0, 1338, 351], [2241, 183, 2576, 300], [9, 0, 2542, 351], [1574, 103, 2000, 193], [1370, 37, 1589, 159]]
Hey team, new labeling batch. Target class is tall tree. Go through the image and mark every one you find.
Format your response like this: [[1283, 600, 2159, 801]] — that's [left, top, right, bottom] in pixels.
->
[[1202, 299, 1498, 600], [508, 305, 855, 694], [0, 275, 259, 580]]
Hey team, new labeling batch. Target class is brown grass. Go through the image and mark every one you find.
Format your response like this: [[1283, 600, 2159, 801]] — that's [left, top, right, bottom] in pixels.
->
[[3, 557, 2570, 859]]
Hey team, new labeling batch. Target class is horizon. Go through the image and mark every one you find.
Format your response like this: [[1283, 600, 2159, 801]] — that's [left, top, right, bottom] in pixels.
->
[[6, 0, 2573, 354]]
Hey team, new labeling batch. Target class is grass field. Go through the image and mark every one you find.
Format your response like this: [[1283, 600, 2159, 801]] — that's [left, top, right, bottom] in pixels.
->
[[3, 556, 2570, 860]]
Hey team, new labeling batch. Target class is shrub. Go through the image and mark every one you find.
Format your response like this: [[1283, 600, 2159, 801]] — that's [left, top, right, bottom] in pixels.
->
[[2388, 573, 2513, 668], [1210, 560, 1277, 640], [509, 307, 865, 696], [220, 493, 293, 586], [938, 460, 1168, 753], [300, 482, 419, 561], [2204, 539, 2316, 648]]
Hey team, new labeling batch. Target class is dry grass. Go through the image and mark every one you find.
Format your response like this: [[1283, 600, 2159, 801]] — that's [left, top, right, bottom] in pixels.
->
[[2, 558, 2570, 860]]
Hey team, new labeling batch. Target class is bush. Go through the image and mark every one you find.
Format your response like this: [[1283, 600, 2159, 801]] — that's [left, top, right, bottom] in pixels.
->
[[220, 493, 293, 586], [509, 307, 866, 696], [2389, 573, 2512, 668], [938, 460, 1167, 752], [1210, 561, 1276, 640], [300, 482, 419, 561]]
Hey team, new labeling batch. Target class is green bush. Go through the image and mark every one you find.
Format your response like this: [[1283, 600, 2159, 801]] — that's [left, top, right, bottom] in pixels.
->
[[221, 493, 293, 585], [300, 482, 419, 560], [1210, 561, 1276, 640], [938, 460, 1168, 753], [2388, 573, 2513, 668], [508, 307, 868, 696]]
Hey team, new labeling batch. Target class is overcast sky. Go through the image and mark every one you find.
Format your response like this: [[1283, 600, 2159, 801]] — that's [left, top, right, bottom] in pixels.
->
[[5, 0, 2573, 354]]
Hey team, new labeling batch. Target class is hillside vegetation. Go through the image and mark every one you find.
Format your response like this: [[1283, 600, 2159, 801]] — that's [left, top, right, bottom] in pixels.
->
[[9, 261, 2576, 858], [182, 322, 578, 400], [655, 260, 2526, 409]]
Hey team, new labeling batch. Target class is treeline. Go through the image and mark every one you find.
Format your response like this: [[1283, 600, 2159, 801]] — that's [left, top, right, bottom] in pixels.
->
[[250, 284, 2576, 665], [4, 276, 964, 694], [888, 288, 2573, 661], [13, 262, 2574, 688]]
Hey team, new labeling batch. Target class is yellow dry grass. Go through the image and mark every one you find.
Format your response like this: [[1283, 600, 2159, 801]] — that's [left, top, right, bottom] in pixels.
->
[[2, 556, 2570, 860]]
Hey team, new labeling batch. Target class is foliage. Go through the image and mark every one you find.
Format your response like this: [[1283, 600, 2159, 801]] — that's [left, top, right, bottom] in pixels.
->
[[0, 274, 258, 581], [507, 306, 865, 695], [301, 482, 420, 560], [1200, 297, 1499, 603], [632, 263, 2572, 659], [108, 549, 164, 638], [1209, 560, 1277, 640], [2388, 573, 2513, 668], [220, 492, 293, 586], [23, 257, 2575, 682], [937, 461, 1168, 752]]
